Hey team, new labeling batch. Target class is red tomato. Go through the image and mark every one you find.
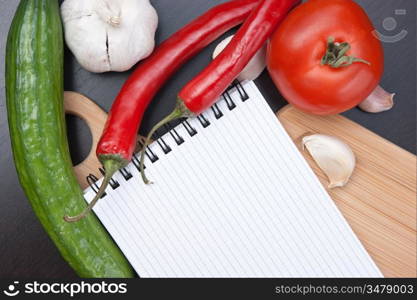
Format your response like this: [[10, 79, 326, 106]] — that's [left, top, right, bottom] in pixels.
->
[[267, 0, 384, 115]]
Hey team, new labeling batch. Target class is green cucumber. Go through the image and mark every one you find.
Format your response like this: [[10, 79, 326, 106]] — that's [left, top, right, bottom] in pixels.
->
[[5, 0, 133, 278]]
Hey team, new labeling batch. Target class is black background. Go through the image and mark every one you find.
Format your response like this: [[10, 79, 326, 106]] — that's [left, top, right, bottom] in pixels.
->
[[0, 0, 415, 278]]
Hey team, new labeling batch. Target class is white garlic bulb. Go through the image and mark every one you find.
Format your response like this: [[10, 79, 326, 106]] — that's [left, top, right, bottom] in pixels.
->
[[61, 0, 158, 73]]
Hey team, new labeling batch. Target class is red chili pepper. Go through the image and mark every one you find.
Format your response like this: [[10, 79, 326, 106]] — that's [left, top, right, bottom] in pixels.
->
[[65, 0, 260, 222], [139, 0, 300, 184]]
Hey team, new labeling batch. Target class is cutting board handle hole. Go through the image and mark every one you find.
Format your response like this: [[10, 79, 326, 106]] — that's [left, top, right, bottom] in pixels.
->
[[65, 113, 93, 166]]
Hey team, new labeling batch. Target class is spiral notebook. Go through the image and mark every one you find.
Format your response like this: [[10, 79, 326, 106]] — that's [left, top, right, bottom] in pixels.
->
[[84, 81, 382, 278]]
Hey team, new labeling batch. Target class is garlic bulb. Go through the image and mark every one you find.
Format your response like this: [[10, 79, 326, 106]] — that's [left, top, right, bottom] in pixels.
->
[[61, 0, 158, 73], [212, 35, 266, 81], [358, 85, 395, 113], [302, 134, 356, 188]]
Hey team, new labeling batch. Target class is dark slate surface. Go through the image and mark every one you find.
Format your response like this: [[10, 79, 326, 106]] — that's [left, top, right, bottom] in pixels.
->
[[0, 0, 415, 278]]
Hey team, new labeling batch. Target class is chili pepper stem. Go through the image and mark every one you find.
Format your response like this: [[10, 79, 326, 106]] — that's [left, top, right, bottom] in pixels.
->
[[64, 159, 123, 222], [140, 99, 193, 184]]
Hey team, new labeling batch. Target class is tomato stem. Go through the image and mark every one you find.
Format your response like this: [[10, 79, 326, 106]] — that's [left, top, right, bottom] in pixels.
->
[[321, 36, 370, 68], [139, 99, 192, 184]]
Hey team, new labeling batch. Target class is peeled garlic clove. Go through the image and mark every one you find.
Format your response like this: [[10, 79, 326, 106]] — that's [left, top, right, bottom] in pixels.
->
[[212, 35, 266, 81], [358, 85, 395, 113], [302, 134, 355, 188]]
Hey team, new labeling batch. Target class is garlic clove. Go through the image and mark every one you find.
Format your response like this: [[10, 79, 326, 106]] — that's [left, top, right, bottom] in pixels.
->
[[358, 85, 395, 113], [63, 12, 111, 73], [302, 134, 356, 189], [102, 0, 158, 72], [106, 0, 157, 72], [212, 35, 266, 81]]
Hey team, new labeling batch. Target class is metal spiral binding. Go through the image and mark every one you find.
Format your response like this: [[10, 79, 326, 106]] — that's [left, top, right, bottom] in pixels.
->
[[87, 80, 250, 193]]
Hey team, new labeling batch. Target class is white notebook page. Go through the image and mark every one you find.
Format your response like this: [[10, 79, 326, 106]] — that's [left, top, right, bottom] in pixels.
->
[[84, 81, 382, 278]]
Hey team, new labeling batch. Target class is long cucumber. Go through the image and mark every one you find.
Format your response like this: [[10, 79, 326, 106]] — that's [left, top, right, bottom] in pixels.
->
[[5, 0, 134, 278]]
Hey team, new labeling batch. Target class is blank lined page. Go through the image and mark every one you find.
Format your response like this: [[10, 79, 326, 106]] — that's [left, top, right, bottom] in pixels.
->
[[84, 81, 382, 278]]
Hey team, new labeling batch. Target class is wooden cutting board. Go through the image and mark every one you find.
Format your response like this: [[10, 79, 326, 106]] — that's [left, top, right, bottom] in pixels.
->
[[65, 92, 416, 278], [278, 106, 416, 278]]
